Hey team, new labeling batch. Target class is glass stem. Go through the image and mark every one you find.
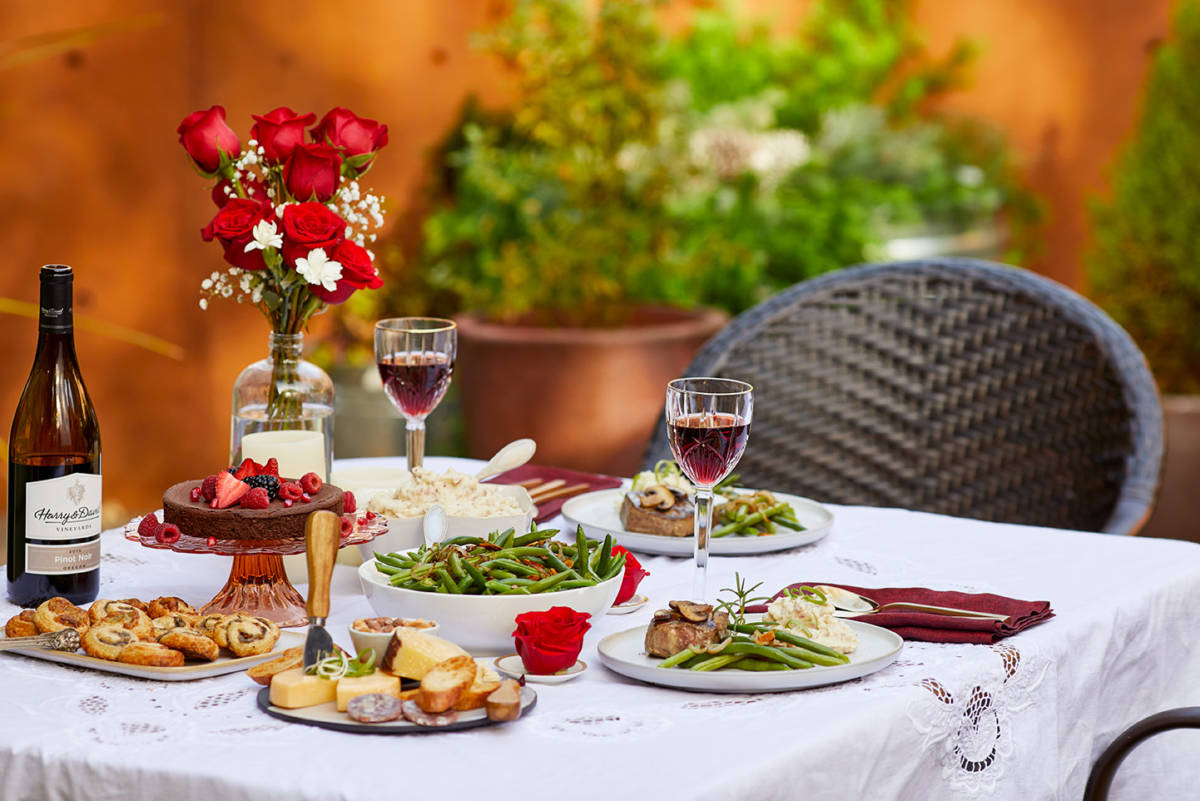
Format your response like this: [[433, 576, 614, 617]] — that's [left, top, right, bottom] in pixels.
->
[[405, 419, 426, 471], [692, 487, 714, 601]]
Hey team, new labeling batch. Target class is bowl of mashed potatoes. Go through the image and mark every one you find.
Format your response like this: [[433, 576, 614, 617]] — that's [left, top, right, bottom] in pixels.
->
[[359, 467, 534, 558]]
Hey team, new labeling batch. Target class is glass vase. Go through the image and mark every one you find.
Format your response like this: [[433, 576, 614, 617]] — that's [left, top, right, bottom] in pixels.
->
[[230, 332, 334, 481]]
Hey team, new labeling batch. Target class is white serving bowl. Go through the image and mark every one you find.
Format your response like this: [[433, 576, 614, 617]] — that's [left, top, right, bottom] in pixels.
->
[[357, 554, 620, 655], [347, 619, 440, 666], [357, 485, 534, 560]]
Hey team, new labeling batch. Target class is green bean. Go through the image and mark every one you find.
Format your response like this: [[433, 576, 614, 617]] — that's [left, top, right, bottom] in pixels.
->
[[768, 629, 850, 663], [774, 516, 805, 531], [441, 535, 486, 547], [601, 551, 626, 581], [373, 562, 404, 575], [526, 571, 572, 593], [594, 535, 614, 578], [374, 552, 410, 568], [543, 551, 572, 574], [691, 653, 743, 672], [490, 569, 516, 580], [482, 559, 540, 577], [512, 529, 554, 547], [713, 503, 790, 538], [575, 527, 593, 579], [725, 657, 790, 671], [657, 647, 696, 668], [499, 528, 515, 549], [435, 568, 458, 594], [498, 577, 535, 586], [556, 578, 598, 590], [719, 641, 813, 669], [462, 560, 488, 589], [447, 551, 466, 579], [485, 580, 530, 595]]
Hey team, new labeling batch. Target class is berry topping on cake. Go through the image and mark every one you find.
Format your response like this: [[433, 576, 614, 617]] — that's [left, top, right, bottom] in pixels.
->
[[260, 457, 279, 477], [200, 474, 219, 502], [230, 458, 261, 480], [299, 472, 323, 494], [278, 481, 304, 502], [155, 523, 182, 544], [342, 491, 356, 514], [240, 487, 271, 509], [211, 471, 250, 509], [243, 474, 280, 499], [138, 513, 160, 539], [340, 516, 354, 537]]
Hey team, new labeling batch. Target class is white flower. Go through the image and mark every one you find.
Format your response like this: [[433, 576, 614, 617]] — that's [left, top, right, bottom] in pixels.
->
[[198, 298, 208, 310], [243, 220, 284, 253], [295, 248, 343, 291]]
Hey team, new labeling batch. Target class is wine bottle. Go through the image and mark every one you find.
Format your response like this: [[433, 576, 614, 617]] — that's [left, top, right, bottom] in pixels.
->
[[6, 265, 102, 606]]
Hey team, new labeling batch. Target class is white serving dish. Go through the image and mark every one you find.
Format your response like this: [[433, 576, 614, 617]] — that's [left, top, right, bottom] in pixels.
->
[[358, 485, 534, 560], [358, 555, 620, 655], [561, 489, 833, 556], [597, 619, 901, 693]]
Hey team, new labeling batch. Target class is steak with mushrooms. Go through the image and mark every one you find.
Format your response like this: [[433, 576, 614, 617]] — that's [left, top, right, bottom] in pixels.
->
[[620, 486, 694, 537], [644, 601, 730, 657]]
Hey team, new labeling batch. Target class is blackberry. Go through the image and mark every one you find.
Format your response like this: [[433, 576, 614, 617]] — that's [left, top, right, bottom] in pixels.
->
[[242, 474, 280, 500]]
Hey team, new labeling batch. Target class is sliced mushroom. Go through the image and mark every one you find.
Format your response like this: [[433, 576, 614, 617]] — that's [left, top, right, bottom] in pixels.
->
[[652, 608, 674, 622], [640, 485, 676, 510], [670, 601, 714, 623]]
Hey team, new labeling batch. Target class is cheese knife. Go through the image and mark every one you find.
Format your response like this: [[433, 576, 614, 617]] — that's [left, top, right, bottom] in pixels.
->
[[302, 509, 340, 669]]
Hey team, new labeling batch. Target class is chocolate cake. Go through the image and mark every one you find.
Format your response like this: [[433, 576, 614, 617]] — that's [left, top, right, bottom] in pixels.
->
[[162, 480, 344, 541]]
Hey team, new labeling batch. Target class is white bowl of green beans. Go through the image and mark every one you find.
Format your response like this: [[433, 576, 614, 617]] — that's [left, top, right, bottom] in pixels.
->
[[358, 525, 623, 655]]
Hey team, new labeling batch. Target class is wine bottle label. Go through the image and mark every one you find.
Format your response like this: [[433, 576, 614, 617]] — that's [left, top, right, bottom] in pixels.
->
[[25, 539, 100, 575], [24, 473, 102, 541]]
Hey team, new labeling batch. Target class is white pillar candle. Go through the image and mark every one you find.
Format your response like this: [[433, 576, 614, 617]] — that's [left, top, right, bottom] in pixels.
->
[[240, 430, 326, 480]]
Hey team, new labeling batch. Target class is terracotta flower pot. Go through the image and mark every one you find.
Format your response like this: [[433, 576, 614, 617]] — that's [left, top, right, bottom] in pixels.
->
[[1142, 395, 1200, 543], [454, 306, 727, 476]]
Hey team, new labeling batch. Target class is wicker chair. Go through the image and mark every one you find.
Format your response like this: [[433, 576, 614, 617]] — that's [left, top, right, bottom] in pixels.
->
[[643, 259, 1163, 534]]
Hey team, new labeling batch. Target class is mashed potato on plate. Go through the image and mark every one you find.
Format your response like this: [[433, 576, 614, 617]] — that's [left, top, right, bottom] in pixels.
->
[[366, 467, 523, 518], [764, 592, 859, 654]]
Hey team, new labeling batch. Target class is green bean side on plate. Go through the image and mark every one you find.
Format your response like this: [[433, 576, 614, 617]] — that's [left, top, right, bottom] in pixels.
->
[[372, 523, 625, 595]]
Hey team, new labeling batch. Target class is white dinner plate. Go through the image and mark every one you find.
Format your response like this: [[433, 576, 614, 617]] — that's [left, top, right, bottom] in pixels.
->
[[561, 489, 833, 556], [597, 620, 902, 693], [0, 630, 304, 681]]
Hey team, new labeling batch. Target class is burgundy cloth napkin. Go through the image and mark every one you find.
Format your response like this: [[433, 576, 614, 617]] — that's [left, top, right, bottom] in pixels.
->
[[745, 582, 1054, 644], [487, 464, 623, 523]]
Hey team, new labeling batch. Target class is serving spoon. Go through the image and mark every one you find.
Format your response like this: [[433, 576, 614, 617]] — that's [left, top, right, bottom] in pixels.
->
[[423, 503, 447, 548], [817, 585, 1011, 622], [474, 438, 537, 483]]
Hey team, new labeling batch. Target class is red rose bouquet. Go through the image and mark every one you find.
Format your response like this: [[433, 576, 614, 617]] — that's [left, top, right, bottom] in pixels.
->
[[512, 607, 592, 675], [611, 546, 649, 605], [177, 104, 388, 417]]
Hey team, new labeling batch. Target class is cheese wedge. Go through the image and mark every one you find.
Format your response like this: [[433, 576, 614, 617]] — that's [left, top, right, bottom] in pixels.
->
[[268, 668, 339, 709], [382, 630, 469, 680], [336, 672, 402, 712]]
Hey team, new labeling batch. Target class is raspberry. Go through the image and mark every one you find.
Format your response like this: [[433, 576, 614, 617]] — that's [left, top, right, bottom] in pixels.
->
[[200, 474, 219, 502], [240, 487, 270, 509], [342, 491, 356, 514], [278, 481, 303, 501], [301, 493, 311, 503], [206, 536, 217, 547], [155, 523, 181, 544], [299, 472, 323, 494], [340, 516, 354, 537], [261, 457, 279, 477], [137, 513, 160, 539]]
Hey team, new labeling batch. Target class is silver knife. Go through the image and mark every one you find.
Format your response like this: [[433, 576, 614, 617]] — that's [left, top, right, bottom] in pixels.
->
[[302, 509, 340, 669]]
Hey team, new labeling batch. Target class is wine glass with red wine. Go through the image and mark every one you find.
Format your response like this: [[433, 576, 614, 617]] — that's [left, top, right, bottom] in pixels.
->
[[374, 318, 457, 471], [666, 377, 754, 601]]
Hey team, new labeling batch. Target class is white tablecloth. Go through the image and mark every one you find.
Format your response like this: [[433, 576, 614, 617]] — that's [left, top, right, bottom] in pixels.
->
[[2, 456, 1199, 801]]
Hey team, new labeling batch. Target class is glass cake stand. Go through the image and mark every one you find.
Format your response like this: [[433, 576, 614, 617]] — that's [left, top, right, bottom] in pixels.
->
[[124, 513, 387, 627]]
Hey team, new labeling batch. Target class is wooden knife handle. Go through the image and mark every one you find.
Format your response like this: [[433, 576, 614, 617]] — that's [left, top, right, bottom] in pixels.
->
[[305, 510, 340, 619]]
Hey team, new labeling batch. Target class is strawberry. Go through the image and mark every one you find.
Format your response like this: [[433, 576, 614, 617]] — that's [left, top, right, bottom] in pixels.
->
[[137, 513, 160, 539], [231, 458, 260, 480], [278, 481, 304, 502], [210, 471, 250, 509], [260, 457, 279, 477], [342, 491, 356, 514], [155, 522, 182, 544], [299, 472, 323, 494], [200, 474, 219, 502], [240, 487, 270, 509]]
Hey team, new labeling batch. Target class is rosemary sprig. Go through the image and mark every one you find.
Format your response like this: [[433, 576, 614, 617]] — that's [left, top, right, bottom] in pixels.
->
[[714, 572, 769, 629]]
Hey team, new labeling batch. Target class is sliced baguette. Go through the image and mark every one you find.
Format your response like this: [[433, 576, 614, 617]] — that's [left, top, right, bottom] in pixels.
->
[[416, 655, 477, 713], [247, 646, 302, 686], [452, 668, 503, 711]]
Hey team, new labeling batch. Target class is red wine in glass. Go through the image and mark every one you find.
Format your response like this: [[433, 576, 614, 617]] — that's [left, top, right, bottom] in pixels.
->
[[668, 412, 750, 487], [377, 352, 455, 418]]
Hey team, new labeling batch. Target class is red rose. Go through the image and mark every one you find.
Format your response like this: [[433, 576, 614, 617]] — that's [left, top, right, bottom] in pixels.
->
[[512, 606, 591, 675], [312, 107, 389, 158], [310, 240, 383, 304], [283, 143, 342, 201], [177, 105, 240, 173], [201, 198, 272, 271], [611, 546, 649, 605], [281, 202, 346, 268], [211, 176, 266, 208], [251, 106, 317, 164]]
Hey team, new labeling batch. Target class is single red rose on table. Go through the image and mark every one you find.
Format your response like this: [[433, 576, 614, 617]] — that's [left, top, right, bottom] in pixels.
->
[[310, 240, 383, 304], [211, 176, 267, 208], [513, 606, 591, 675], [177, 105, 240, 173], [312, 107, 389, 161], [201, 198, 273, 271], [283, 143, 343, 202], [251, 107, 317, 164], [281, 202, 346, 268], [611, 546, 649, 605]]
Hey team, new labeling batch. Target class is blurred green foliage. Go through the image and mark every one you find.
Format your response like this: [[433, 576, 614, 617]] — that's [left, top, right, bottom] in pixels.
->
[[1089, 0, 1200, 394], [401, 0, 1037, 327]]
